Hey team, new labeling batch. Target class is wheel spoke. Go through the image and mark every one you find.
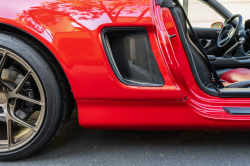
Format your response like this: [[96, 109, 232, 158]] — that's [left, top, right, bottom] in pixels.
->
[[12, 71, 31, 94], [10, 116, 36, 131], [6, 118, 13, 147], [0, 52, 8, 73], [16, 94, 43, 106], [7, 100, 36, 131]]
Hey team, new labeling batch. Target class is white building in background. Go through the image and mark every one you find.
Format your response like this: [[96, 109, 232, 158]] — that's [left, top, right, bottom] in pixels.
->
[[186, 0, 250, 28]]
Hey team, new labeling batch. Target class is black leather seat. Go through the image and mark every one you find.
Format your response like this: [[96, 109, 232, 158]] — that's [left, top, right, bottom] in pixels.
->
[[173, 5, 250, 88]]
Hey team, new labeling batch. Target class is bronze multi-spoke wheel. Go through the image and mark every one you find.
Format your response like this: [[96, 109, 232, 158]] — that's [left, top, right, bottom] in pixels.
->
[[0, 32, 74, 161], [0, 48, 45, 152]]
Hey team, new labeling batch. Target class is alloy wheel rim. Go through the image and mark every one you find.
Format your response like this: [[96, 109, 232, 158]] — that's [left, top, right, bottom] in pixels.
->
[[0, 48, 45, 152]]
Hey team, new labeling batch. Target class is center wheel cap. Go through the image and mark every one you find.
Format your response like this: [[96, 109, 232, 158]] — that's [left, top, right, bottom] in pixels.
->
[[0, 93, 7, 104]]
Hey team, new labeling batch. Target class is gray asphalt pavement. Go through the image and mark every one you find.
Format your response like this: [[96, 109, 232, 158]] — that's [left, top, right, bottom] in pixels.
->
[[2, 110, 250, 166]]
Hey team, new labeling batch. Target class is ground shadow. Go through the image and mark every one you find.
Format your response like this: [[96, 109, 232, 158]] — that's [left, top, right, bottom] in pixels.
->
[[4, 110, 250, 166]]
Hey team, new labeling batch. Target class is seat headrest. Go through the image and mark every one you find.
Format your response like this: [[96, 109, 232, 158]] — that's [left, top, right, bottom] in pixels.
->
[[157, 0, 174, 8]]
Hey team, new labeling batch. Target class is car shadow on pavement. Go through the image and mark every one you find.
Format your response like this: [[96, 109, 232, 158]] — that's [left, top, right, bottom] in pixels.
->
[[4, 110, 250, 166]]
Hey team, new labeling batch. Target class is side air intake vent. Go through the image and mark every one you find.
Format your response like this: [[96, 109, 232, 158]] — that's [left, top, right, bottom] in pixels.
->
[[102, 28, 164, 86]]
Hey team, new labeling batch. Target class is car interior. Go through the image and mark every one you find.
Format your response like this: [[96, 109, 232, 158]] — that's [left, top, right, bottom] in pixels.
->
[[164, 0, 250, 97]]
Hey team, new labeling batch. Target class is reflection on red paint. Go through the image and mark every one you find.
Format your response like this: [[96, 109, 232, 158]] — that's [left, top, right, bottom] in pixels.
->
[[15, 0, 152, 34], [0, 0, 183, 102], [2, 0, 250, 130]]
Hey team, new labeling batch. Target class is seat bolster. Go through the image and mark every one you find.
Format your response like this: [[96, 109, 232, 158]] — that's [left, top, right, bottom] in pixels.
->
[[220, 68, 250, 83], [226, 80, 250, 88]]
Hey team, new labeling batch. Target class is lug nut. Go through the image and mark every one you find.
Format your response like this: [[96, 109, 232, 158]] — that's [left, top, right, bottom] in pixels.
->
[[0, 107, 4, 113]]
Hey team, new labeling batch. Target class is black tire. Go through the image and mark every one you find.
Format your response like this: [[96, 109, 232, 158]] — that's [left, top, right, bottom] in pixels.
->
[[0, 32, 74, 161]]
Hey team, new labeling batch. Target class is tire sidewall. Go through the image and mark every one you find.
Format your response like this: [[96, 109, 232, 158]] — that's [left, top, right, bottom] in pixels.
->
[[0, 33, 61, 159]]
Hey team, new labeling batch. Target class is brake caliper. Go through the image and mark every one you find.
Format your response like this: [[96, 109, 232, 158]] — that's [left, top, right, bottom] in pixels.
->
[[21, 81, 39, 113]]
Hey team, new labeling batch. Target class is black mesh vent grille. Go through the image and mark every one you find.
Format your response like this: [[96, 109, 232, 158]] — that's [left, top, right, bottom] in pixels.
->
[[103, 28, 164, 86]]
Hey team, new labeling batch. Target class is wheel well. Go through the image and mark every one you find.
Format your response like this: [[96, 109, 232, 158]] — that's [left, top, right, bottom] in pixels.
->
[[0, 23, 75, 102]]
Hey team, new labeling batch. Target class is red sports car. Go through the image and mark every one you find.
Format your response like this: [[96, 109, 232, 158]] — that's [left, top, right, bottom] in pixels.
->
[[0, 0, 250, 160]]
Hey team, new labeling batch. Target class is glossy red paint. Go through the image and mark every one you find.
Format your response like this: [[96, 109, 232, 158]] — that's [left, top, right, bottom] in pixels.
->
[[78, 100, 250, 130], [1, 0, 250, 130], [0, 0, 183, 101]]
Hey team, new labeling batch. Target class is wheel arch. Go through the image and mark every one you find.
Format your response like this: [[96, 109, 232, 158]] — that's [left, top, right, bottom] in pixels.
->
[[0, 22, 75, 102]]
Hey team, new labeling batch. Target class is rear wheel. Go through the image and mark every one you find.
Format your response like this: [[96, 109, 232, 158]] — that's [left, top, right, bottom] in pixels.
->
[[0, 32, 74, 161]]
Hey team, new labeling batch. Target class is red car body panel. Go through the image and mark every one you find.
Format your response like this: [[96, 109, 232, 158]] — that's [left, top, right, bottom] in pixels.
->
[[1, 0, 250, 130]]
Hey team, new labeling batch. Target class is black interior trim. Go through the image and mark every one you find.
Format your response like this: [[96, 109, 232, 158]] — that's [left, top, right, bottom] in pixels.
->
[[212, 57, 250, 68], [188, 28, 221, 39], [219, 88, 250, 98], [169, 7, 219, 96], [207, 55, 216, 61], [157, 0, 174, 8], [224, 107, 250, 115], [188, 28, 230, 56], [226, 81, 250, 88]]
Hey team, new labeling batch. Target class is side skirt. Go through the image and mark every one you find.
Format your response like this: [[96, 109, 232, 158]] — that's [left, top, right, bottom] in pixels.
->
[[77, 100, 250, 130]]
